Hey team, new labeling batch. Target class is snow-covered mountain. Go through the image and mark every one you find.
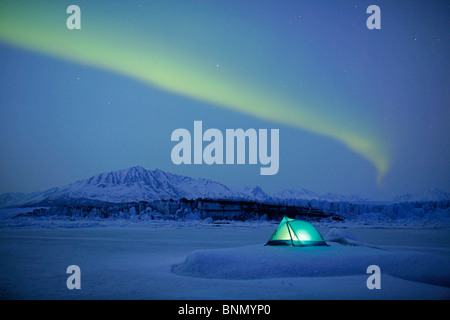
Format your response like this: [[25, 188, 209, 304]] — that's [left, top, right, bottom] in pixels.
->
[[273, 189, 369, 203], [0, 188, 60, 208], [273, 189, 320, 201], [318, 192, 370, 203], [0, 166, 448, 208], [392, 188, 450, 203], [230, 185, 272, 202], [64, 165, 237, 202], [0, 166, 267, 208]]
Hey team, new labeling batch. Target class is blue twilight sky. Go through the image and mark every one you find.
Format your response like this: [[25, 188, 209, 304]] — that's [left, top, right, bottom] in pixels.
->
[[0, 0, 449, 200]]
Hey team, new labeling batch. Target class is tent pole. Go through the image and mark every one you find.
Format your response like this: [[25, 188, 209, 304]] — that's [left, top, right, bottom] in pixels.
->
[[286, 221, 295, 246]]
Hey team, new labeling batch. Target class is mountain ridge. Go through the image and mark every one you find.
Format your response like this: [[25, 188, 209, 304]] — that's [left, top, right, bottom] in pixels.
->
[[0, 166, 448, 208]]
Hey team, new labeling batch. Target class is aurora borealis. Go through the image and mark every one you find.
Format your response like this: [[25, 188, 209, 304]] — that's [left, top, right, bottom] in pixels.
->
[[0, 0, 448, 199]]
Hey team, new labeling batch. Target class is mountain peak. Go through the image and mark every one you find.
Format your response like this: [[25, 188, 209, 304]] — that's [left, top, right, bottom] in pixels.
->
[[129, 165, 146, 171], [1, 166, 256, 207]]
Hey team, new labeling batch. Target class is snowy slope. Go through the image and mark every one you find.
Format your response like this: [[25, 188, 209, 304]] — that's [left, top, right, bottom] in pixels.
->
[[392, 188, 450, 203], [0, 166, 261, 207], [0, 188, 59, 208], [51, 166, 238, 202], [230, 185, 272, 202]]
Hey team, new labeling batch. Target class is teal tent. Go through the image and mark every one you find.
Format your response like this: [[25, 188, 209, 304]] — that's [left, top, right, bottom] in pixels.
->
[[266, 217, 327, 246]]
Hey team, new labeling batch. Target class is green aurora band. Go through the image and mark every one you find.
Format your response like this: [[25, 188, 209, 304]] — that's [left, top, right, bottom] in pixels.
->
[[0, 1, 391, 182]]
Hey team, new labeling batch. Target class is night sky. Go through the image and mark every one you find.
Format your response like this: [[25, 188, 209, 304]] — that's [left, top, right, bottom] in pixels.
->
[[0, 0, 448, 200]]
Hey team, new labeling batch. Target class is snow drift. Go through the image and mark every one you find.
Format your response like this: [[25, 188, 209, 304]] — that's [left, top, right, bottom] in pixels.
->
[[173, 239, 450, 288]]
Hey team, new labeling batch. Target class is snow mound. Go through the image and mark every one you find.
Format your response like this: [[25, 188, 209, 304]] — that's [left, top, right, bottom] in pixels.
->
[[172, 244, 450, 287], [324, 228, 362, 245]]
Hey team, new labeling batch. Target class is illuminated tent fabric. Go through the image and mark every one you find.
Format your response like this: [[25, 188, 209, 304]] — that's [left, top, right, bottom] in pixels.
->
[[266, 217, 327, 247]]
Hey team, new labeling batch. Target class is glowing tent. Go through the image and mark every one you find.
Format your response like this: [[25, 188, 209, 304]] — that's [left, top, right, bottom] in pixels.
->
[[266, 217, 327, 247]]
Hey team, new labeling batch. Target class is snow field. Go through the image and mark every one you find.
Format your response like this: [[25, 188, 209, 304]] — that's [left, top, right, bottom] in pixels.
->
[[0, 220, 449, 299]]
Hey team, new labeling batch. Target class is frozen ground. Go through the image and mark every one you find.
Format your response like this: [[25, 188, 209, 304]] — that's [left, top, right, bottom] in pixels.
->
[[0, 214, 449, 300]]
